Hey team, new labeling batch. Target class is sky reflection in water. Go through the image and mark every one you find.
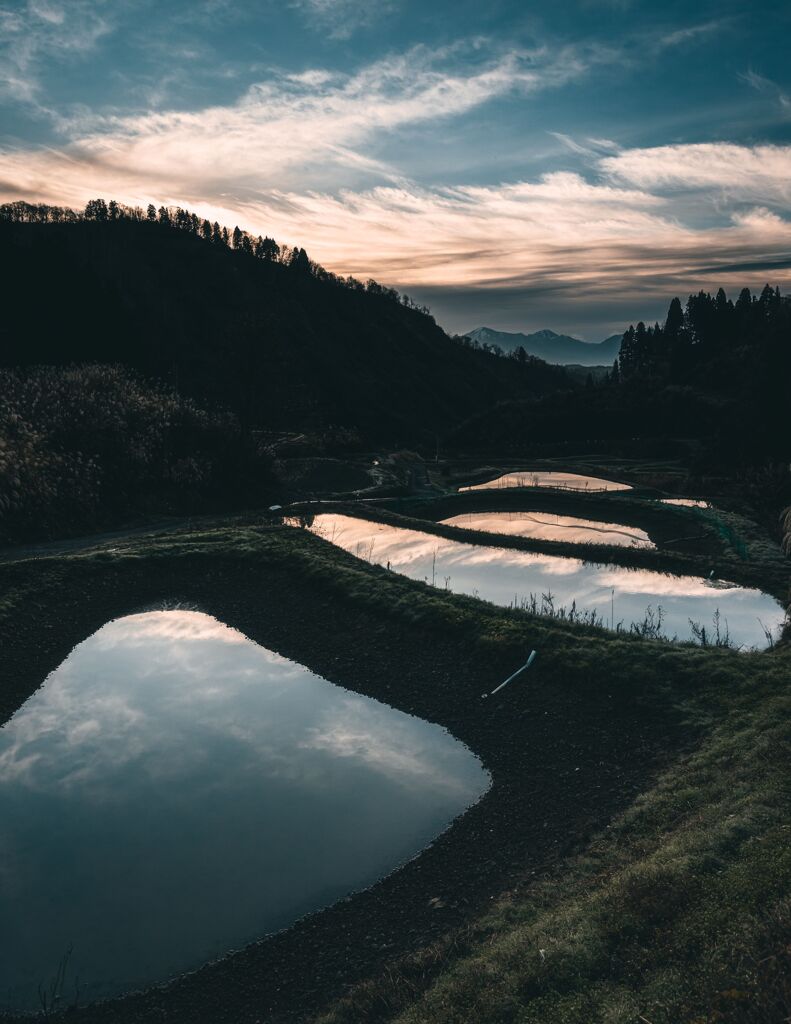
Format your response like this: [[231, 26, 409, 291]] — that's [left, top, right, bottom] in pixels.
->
[[460, 472, 632, 492], [0, 612, 488, 1011], [660, 498, 711, 509], [441, 511, 654, 549], [310, 515, 785, 648]]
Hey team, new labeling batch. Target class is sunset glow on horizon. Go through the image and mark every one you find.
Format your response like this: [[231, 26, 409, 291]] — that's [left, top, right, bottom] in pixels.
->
[[1, 0, 789, 337]]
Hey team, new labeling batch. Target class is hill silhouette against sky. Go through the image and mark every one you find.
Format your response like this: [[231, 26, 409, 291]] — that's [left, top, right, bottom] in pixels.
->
[[0, 202, 568, 446]]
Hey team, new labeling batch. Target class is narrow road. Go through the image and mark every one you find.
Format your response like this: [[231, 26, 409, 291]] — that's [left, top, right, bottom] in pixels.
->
[[0, 516, 219, 565]]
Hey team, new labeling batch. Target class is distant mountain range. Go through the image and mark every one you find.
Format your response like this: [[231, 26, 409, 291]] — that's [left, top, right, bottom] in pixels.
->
[[465, 327, 622, 367]]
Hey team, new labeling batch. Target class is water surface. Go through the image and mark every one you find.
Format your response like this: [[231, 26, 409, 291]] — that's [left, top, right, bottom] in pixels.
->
[[660, 498, 710, 509], [441, 511, 654, 549], [309, 515, 784, 648], [460, 471, 631, 492], [0, 611, 488, 1011]]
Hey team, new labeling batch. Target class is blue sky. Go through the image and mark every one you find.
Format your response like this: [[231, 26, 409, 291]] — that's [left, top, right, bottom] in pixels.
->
[[1, 0, 790, 337]]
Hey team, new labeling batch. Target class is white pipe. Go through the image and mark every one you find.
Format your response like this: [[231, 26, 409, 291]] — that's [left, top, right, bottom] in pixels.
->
[[481, 650, 537, 699]]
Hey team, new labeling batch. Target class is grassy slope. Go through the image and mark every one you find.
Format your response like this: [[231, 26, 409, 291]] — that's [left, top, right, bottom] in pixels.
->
[[1, 524, 789, 1023], [301, 508, 791, 1023], [317, 664, 791, 1024]]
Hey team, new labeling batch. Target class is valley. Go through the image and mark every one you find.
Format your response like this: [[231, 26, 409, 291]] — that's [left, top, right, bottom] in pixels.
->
[[0, 204, 789, 1024], [1, 444, 789, 1022]]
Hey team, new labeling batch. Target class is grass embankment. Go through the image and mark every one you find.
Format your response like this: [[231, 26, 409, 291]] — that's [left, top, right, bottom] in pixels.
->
[[0, 523, 789, 1023], [317, 658, 791, 1024]]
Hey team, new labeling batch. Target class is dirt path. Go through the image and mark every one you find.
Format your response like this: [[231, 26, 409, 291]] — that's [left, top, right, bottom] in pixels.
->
[[0, 513, 259, 565]]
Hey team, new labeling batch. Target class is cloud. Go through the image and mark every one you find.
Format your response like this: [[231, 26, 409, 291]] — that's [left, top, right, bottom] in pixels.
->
[[288, 0, 397, 40], [657, 19, 730, 50], [549, 133, 622, 158], [548, 131, 599, 157], [586, 136, 620, 152], [0, 38, 789, 334], [0, 41, 594, 203], [222, 177, 791, 298], [601, 143, 791, 206], [0, 0, 113, 107], [738, 68, 791, 114], [2, 130, 790, 327]]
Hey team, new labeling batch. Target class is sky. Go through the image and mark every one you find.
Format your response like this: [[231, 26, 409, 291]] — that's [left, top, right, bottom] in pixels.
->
[[1, 0, 790, 339]]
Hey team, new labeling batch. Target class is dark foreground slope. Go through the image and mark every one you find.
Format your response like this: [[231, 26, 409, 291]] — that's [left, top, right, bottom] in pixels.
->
[[0, 217, 565, 443]]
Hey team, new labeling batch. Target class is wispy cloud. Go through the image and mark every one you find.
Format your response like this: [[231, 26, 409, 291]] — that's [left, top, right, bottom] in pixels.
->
[[548, 132, 598, 157], [0, 0, 113, 107], [549, 133, 621, 158], [738, 68, 791, 115], [0, 41, 596, 200], [211, 174, 791, 301], [601, 143, 791, 205], [289, 0, 397, 40], [586, 137, 620, 152], [657, 18, 730, 50], [0, 38, 789, 333]]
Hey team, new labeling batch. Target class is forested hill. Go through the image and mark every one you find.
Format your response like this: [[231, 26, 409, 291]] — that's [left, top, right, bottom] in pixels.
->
[[452, 285, 791, 473], [0, 201, 566, 444]]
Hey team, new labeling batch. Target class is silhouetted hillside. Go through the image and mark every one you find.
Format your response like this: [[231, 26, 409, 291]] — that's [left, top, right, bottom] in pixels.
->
[[0, 204, 567, 444]]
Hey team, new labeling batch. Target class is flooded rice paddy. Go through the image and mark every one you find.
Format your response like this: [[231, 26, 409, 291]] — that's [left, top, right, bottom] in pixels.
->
[[440, 511, 654, 549], [460, 471, 632, 492], [660, 498, 711, 509], [307, 515, 785, 649], [0, 611, 488, 1010]]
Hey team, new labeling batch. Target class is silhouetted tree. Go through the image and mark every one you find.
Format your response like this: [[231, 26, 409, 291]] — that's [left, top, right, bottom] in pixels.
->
[[84, 198, 108, 221], [619, 325, 636, 378], [289, 246, 311, 274], [735, 287, 753, 317]]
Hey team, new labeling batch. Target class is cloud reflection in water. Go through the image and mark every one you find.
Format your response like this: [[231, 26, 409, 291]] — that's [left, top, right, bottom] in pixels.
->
[[308, 515, 785, 648], [0, 611, 487, 1011]]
